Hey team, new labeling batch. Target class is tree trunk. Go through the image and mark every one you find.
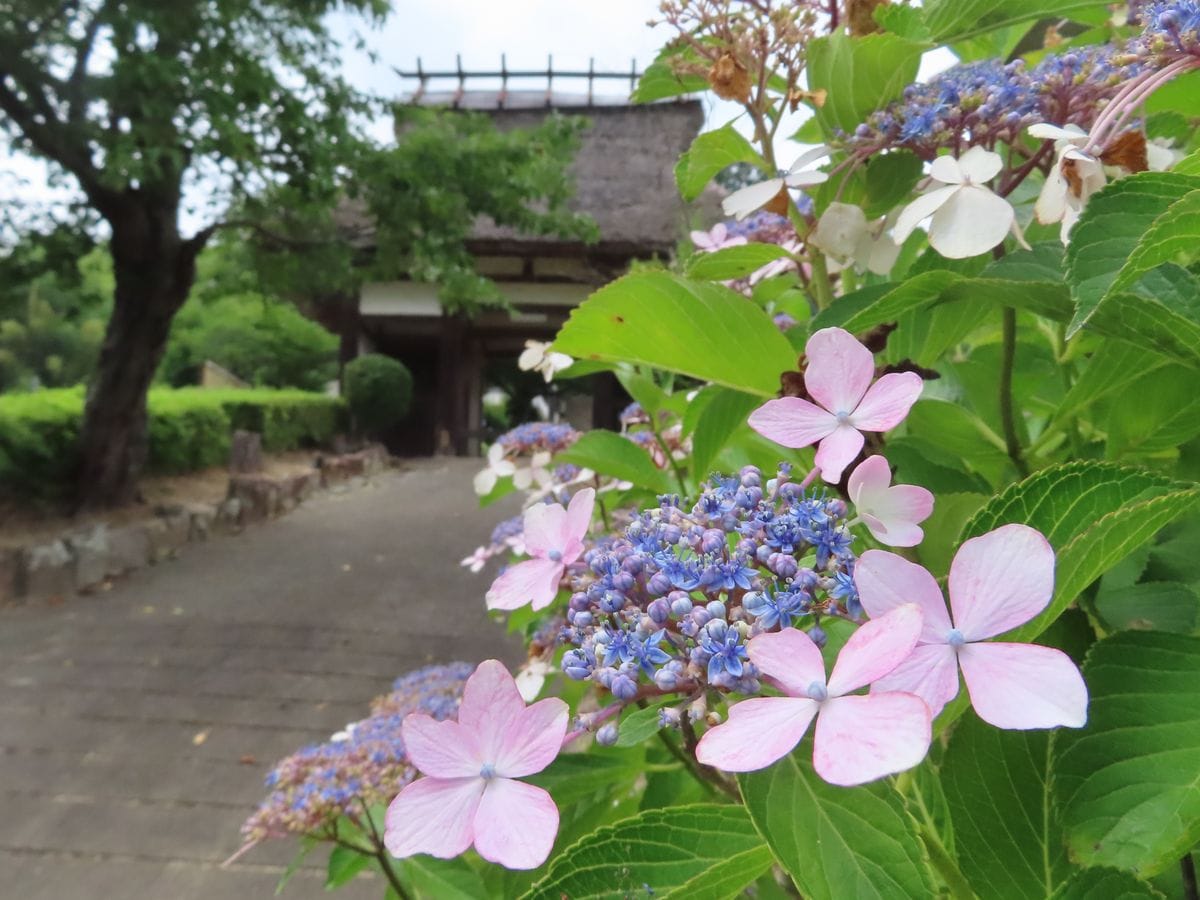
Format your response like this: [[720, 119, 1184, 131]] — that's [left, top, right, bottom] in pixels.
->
[[76, 202, 198, 509]]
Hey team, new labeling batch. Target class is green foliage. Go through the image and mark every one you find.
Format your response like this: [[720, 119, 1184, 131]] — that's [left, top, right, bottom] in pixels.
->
[[918, 0, 1112, 42], [553, 272, 796, 397], [685, 244, 793, 281], [674, 125, 764, 203], [556, 430, 675, 495], [805, 33, 926, 139], [1054, 631, 1200, 876], [738, 753, 934, 899], [343, 354, 414, 436], [159, 293, 338, 391], [0, 387, 345, 498], [521, 804, 770, 900]]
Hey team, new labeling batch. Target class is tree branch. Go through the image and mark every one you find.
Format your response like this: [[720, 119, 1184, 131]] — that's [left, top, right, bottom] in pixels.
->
[[67, 3, 107, 124]]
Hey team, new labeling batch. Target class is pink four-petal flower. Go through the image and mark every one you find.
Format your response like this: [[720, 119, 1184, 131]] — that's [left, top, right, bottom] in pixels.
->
[[748, 327, 923, 483], [695, 604, 932, 786], [485, 488, 595, 611], [854, 524, 1088, 729], [847, 455, 935, 548], [384, 660, 569, 870]]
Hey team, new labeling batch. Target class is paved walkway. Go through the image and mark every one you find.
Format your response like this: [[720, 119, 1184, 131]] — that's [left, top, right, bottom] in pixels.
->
[[0, 458, 522, 899]]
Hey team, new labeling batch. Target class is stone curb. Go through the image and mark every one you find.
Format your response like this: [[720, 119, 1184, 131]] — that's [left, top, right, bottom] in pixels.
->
[[2, 444, 392, 606]]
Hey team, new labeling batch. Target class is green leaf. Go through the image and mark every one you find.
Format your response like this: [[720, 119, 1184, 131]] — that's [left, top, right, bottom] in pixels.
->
[[1049, 866, 1163, 900], [554, 272, 796, 397], [942, 715, 1071, 899], [659, 844, 776, 899], [519, 804, 767, 900], [738, 752, 934, 899], [904, 399, 1011, 486], [555, 429, 674, 494], [873, 3, 933, 40], [863, 150, 924, 218], [274, 836, 318, 895], [691, 388, 763, 482], [922, 0, 1112, 42], [526, 747, 644, 808], [325, 843, 371, 889], [397, 856, 490, 900], [1050, 342, 1171, 431], [1108, 189, 1200, 297], [685, 244, 792, 281], [806, 33, 926, 138], [915, 492, 988, 577], [1105, 364, 1200, 458], [1054, 631, 1200, 876], [632, 46, 708, 104], [1064, 171, 1200, 337], [1094, 580, 1200, 634], [961, 462, 1200, 642], [674, 125, 764, 202], [615, 700, 670, 747]]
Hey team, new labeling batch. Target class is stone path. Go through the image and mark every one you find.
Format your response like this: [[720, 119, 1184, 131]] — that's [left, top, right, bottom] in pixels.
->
[[0, 458, 522, 899]]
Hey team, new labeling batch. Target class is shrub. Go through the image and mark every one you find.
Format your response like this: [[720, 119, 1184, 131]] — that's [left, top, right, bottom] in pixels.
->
[[343, 354, 413, 436], [0, 387, 347, 499], [158, 294, 338, 391]]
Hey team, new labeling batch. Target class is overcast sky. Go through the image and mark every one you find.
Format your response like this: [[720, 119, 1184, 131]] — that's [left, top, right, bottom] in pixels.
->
[[2, 1, 950, 237]]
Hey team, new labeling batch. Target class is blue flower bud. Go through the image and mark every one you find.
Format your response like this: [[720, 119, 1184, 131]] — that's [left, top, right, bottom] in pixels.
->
[[613, 571, 636, 592], [647, 598, 670, 625], [611, 674, 638, 701], [661, 524, 682, 545], [740, 466, 761, 488], [569, 592, 590, 612], [596, 722, 619, 746], [573, 610, 593, 628], [690, 607, 712, 627], [659, 707, 682, 728], [596, 666, 617, 688], [669, 592, 693, 618], [562, 649, 593, 680], [769, 552, 798, 579], [700, 528, 725, 554], [756, 544, 773, 564], [808, 624, 827, 648], [599, 590, 626, 614], [706, 600, 727, 620], [654, 667, 678, 690], [647, 570, 672, 596]]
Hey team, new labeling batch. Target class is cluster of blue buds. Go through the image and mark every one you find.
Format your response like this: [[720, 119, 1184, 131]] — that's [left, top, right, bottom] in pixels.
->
[[848, 47, 1134, 159], [1134, 2, 1200, 60], [559, 464, 859, 713], [241, 663, 471, 842], [496, 421, 580, 455]]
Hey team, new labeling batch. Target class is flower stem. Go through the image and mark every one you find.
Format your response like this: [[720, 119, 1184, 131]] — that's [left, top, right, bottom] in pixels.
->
[[1000, 306, 1029, 478], [809, 252, 836, 310]]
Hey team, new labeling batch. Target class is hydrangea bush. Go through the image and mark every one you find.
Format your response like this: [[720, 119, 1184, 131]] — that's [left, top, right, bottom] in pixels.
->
[[241, 3, 1200, 897]]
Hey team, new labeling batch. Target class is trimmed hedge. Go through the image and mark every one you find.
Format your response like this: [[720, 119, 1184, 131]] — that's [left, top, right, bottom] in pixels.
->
[[0, 387, 347, 499], [344, 354, 414, 436]]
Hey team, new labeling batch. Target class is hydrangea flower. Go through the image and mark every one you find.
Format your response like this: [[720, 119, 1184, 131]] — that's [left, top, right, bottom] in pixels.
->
[[695, 604, 932, 785], [892, 147, 1025, 259], [486, 488, 595, 611], [690, 222, 748, 251], [722, 145, 829, 220], [847, 455, 934, 548], [748, 327, 924, 483], [854, 524, 1088, 728], [1029, 123, 1106, 243], [518, 340, 573, 383], [385, 660, 568, 870]]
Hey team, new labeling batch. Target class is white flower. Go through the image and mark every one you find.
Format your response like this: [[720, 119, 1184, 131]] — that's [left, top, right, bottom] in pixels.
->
[[512, 450, 553, 491], [690, 222, 748, 252], [811, 204, 902, 277], [473, 442, 516, 495], [518, 340, 573, 383], [1029, 123, 1105, 244], [747, 238, 801, 285], [722, 145, 830, 221], [1148, 137, 1183, 172], [515, 659, 552, 702], [892, 146, 1024, 259]]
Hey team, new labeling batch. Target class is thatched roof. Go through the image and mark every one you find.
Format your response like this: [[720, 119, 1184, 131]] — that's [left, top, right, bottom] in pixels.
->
[[340, 92, 712, 268]]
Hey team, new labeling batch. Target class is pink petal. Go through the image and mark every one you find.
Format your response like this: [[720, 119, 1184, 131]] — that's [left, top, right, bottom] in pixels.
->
[[746, 628, 827, 697], [854, 551, 951, 642], [958, 642, 1088, 729], [384, 776, 483, 860], [457, 660, 527, 764], [847, 455, 892, 504], [868, 484, 934, 547], [493, 697, 569, 779], [561, 488, 595, 564], [401, 714, 480, 777], [473, 778, 559, 870], [871, 643, 960, 718], [803, 327, 875, 414], [522, 502, 569, 558], [695, 696, 819, 772], [949, 524, 1055, 641], [747, 397, 838, 449], [814, 425, 865, 483], [485, 557, 564, 612], [812, 693, 931, 786], [851, 372, 924, 431], [826, 603, 923, 697]]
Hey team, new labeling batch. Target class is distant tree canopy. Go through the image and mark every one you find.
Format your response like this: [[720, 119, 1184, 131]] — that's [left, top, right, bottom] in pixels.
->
[[0, 0, 592, 508]]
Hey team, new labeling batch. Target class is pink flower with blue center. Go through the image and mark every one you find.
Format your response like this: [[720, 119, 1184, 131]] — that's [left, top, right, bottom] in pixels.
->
[[384, 660, 568, 870], [748, 328, 923, 484], [854, 524, 1088, 728]]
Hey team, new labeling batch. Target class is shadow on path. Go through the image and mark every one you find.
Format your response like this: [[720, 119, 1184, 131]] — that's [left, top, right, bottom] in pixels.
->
[[0, 458, 521, 899]]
